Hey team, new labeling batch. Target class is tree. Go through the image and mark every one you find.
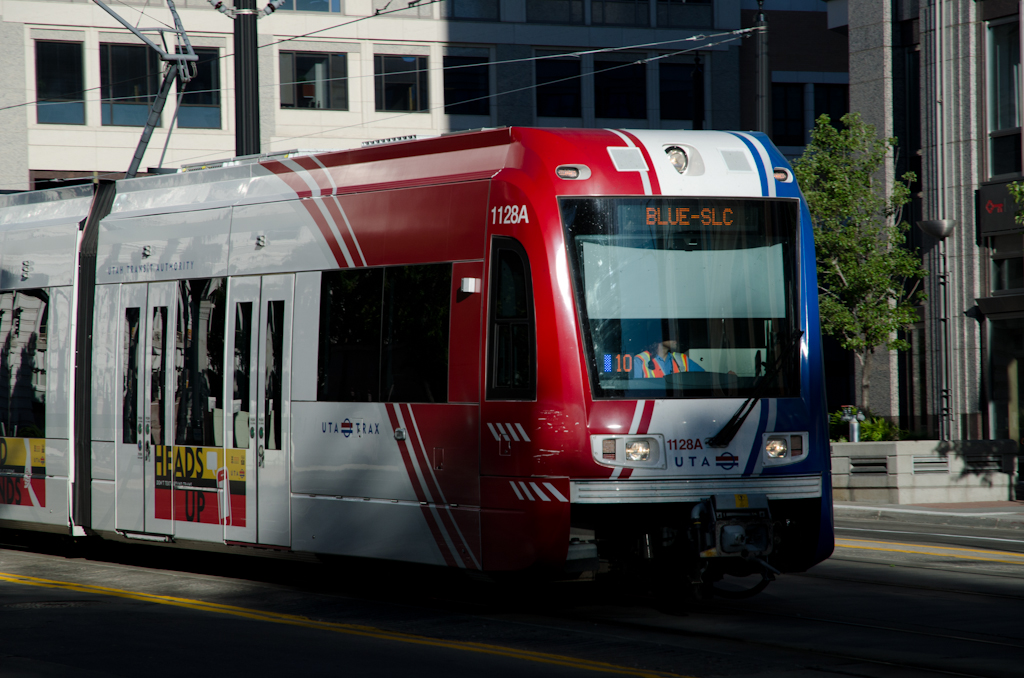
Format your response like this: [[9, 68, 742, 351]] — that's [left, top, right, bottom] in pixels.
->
[[793, 112, 927, 412], [1005, 181, 1024, 223]]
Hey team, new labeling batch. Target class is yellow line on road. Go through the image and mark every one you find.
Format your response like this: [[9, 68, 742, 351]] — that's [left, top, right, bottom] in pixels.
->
[[0, 571, 691, 678], [836, 539, 1024, 565]]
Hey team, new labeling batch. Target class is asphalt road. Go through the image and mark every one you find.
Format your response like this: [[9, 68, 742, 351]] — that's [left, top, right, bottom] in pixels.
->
[[835, 519, 1024, 554], [1, 526, 1022, 678]]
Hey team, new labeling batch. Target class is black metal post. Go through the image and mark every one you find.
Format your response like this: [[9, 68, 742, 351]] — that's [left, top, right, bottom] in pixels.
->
[[692, 54, 705, 130], [234, 0, 260, 156], [917, 219, 957, 441], [755, 0, 771, 135]]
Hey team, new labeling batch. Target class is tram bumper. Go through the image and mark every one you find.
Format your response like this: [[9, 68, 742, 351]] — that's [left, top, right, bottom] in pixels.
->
[[692, 493, 773, 560]]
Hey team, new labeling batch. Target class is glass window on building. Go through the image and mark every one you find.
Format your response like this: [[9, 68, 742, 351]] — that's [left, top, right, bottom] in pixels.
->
[[772, 82, 806, 146], [990, 233, 1024, 293], [592, 0, 648, 26], [443, 0, 498, 20], [988, 20, 1021, 177], [101, 43, 161, 127], [374, 55, 429, 112], [989, 317, 1024, 443], [594, 59, 647, 119], [178, 48, 221, 128], [526, 0, 583, 24], [280, 52, 348, 110], [813, 83, 848, 127], [36, 41, 85, 125], [657, 0, 712, 29], [659, 61, 696, 122], [444, 56, 489, 115], [277, 0, 341, 11], [536, 56, 581, 118]]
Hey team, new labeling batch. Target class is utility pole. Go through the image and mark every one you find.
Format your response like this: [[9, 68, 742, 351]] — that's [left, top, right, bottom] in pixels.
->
[[755, 0, 771, 136], [208, 1, 284, 156], [234, 0, 260, 156]]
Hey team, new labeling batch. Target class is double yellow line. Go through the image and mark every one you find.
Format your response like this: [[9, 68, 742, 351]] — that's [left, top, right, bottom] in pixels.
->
[[0, 571, 690, 678], [836, 538, 1024, 565]]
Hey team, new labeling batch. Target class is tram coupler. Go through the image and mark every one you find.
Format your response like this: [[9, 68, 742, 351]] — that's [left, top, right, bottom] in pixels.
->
[[690, 493, 774, 562]]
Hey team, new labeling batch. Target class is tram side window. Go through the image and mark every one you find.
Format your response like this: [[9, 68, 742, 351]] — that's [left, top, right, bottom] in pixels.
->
[[123, 307, 140, 444], [265, 300, 285, 450], [318, 269, 384, 402], [150, 307, 168, 447], [380, 265, 451, 403], [0, 290, 49, 438], [232, 302, 252, 449], [317, 265, 452, 403], [174, 278, 226, 447], [487, 240, 536, 400]]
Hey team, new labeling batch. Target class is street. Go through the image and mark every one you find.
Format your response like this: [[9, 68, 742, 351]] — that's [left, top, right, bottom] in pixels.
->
[[1, 507, 1022, 678]]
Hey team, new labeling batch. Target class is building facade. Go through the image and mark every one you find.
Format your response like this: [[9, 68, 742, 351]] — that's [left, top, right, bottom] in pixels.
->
[[0, 0, 845, 191], [835, 0, 1024, 463]]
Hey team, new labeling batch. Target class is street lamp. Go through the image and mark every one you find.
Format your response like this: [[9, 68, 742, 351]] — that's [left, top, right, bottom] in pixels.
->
[[917, 218, 956, 441]]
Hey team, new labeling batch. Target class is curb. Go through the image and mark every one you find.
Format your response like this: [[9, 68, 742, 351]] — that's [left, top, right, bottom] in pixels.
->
[[834, 504, 1024, 532]]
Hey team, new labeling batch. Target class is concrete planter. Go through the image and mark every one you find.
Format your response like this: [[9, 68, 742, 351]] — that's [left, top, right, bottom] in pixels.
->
[[831, 440, 1020, 504]]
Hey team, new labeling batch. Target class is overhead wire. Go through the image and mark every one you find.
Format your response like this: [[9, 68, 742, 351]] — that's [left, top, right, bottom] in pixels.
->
[[253, 32, 745, 154], [0, 0, 448, 115], [0, 0, 755, 116], [3, 0, 759, 188], [27, 30, 746, 186], [49, 25, 750, 106]]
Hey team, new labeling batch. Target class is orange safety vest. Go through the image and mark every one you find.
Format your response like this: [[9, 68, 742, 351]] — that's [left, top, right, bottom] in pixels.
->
[[635, 351, 689, 377]]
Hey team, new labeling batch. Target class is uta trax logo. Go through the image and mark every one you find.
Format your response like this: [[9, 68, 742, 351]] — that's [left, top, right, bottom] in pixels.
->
[[322, 419, 381, 438], [715, 452, 739, 470]]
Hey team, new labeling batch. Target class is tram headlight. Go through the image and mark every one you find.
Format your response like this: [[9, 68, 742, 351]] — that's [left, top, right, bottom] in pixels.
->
[[625, 440, 651, 462], [765, 437, 788, 458], [665, 146, 688, 174]]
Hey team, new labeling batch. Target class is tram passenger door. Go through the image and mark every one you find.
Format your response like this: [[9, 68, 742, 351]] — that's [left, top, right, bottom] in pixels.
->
[[115, 282, 175, 536], [143, 283, 175, 535], [115, 285, 146, 533], [224, 275, 293, 546]]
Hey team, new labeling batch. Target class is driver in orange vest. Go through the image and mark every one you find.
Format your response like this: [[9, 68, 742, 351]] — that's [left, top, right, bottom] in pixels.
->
[[633, 340, 704, 378]]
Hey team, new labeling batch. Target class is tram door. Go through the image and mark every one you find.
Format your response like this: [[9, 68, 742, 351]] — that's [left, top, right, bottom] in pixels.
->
[[115, 282, 176, 536], [224, 275, 293, 546]]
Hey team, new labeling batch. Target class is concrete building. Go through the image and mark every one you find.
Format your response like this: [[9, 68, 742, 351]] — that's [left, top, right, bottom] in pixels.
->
[[0, 0, 845, 191], [833, 0, 1024, 468]]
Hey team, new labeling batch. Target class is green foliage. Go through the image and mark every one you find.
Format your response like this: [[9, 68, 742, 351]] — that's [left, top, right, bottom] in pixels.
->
[[859, 414, 904, 442], [828, 406, 906, 442], [828, 409, 849, 442], [793, 113, 928, 408], [1008, 181, 1024, 224]]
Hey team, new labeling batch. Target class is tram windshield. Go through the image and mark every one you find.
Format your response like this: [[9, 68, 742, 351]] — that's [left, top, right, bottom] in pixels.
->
[[561, 196, 800, 399]]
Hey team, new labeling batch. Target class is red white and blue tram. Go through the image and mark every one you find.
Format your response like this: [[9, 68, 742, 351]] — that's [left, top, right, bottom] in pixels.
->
[[0, 127, 833, 591]]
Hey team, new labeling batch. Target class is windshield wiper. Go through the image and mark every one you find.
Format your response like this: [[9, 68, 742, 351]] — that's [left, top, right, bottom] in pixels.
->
[[706, 330, 803, 449]]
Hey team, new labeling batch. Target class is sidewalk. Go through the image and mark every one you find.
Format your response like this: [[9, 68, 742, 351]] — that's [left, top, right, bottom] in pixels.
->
[[834, 500, 1024, 531]]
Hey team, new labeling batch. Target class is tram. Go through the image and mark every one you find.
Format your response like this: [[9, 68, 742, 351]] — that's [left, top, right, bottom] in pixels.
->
[[0, 127, 832, 591]]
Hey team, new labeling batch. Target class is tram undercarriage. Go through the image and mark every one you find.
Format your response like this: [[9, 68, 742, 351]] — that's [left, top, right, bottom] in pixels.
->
[[572, 496, 826, 597]]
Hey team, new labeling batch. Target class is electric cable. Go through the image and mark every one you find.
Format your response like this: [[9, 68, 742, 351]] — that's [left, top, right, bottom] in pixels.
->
[[14, 31, 744, 187]]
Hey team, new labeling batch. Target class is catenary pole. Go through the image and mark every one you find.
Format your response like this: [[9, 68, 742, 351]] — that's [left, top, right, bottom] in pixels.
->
[[234, 0, 260, 156], [755, 0, 771, 135]]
